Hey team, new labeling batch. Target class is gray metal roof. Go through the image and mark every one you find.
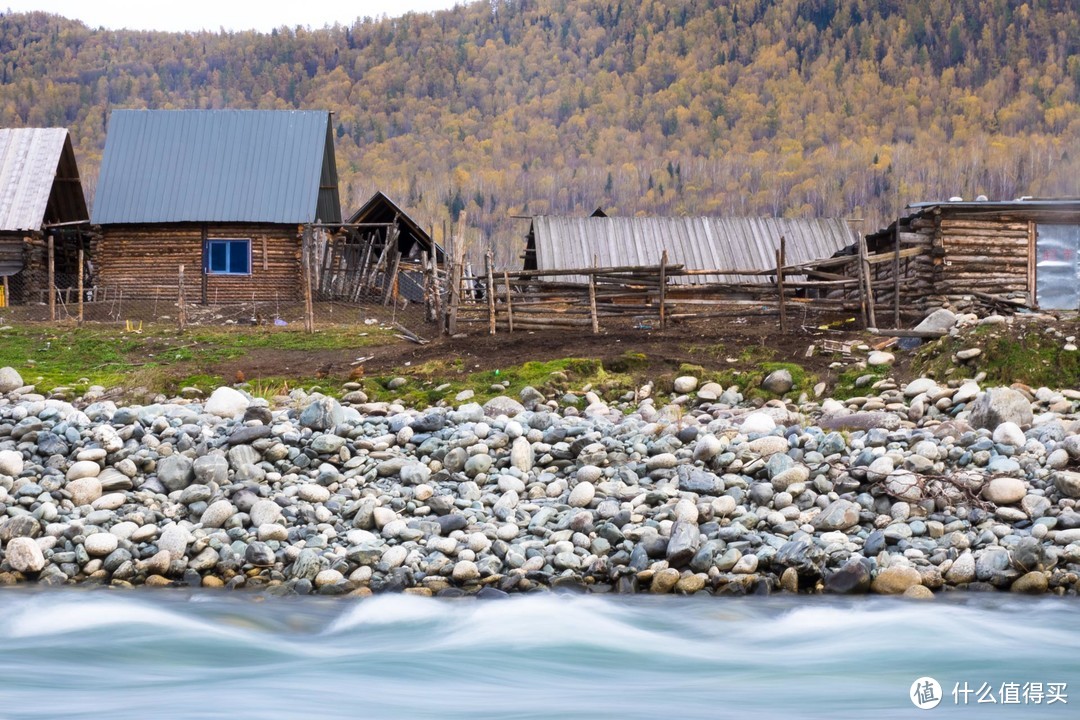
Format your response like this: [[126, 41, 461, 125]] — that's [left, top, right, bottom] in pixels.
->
[[0, 128, 87, 232], [92, 110, 341, 225], [908, 199, 1080, 211], [529, 216, 856, 284]]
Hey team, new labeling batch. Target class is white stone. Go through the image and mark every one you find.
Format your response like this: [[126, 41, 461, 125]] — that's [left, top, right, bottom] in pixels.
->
[[257, 523, 289, 541], [452, 560, 480, 583], [314, 569, 344, 587], [568, 481, 596, 508], [66, 476, 103, 507], [91, 493, 126, 511], [200, 500, 236, 528], [673, 376, 698, 393], [158, 524, 193, 560], [867, 351, 895, 366], [84, 533, 119, 557], [0, 366, 23, 393], [992, 422, 1026, 447], [65, 460, 101, 481], [0, 449, 23, 477], [5, 536, 44, 572], [204, 386, 250, 419], [741, 412, 776, 435], [298, 484, 331, 503], [983, 477, 1027, 505], [904, 378, 938, 398], [249, 499, 283, 527]]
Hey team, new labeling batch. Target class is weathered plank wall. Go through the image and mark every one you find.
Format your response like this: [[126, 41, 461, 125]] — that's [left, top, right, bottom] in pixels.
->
[[97, 223, 303, 302]]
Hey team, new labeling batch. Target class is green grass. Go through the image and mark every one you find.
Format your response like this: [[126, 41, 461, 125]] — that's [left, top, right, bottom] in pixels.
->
[[362, 357, 630, 408], [912, 325, 1080, 388], [0, 324, 393, 396]]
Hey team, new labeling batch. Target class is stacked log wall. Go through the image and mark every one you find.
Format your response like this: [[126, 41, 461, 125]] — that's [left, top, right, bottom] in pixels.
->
[[97, 223, 302, 302]]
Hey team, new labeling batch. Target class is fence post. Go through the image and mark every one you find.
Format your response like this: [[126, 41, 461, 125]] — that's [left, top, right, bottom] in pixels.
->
[[302, 226, 315, 333], [177, 264, 187, 331], [893, 221, 901, 327], [658, 249, 668, 330], [503, 270, 513, 333], [77, 244, 84, 326], [776, 236, 787, 333], [588, 257, 599, 335], [486, 251, 496, 335], [47, 233, 55, 321], [857, 233, 875, 328]]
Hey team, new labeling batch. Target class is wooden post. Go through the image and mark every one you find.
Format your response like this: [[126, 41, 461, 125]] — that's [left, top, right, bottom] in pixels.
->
[[302, 228, 315, 333], [47, 233, 55, 321], [1027, 220, 1037, 306], [857, 233, 876, 328], [2, 276, 8, 307], [177, 264, 187, 331], [447, 262, 460, 335], [503, 270, 514, 333], [892, 221, 901, 327], [658, 249, 668, 330], [200, 224, 208, 305], [77, 244, 84, 325], [485, 251, 496, 335], [777, 236, 787, 333]]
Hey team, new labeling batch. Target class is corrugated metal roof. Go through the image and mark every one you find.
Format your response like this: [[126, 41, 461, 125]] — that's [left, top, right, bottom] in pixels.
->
[[92, 109, 342, 225], [529, 216, 856, 284], [0, 128, 84, 232], [908, 199, 1080, 211]]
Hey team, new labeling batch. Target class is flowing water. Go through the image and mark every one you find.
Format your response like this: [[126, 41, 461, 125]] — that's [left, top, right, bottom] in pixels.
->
[[0, 589, 1076, 719]]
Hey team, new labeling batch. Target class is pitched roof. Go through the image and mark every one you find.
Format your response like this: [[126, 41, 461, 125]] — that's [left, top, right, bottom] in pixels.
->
[[0, 127, 87, 232], [528, 216, 856, 284], [348, 191, 442, 260], [92, 109, 341, 225]]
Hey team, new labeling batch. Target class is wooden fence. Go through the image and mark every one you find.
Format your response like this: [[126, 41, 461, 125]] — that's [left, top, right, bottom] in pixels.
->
[[446, 239, 911, 335]]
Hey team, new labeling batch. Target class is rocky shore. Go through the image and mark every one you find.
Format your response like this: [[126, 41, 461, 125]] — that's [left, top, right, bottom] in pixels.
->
[[1, 352, 1080, 599]]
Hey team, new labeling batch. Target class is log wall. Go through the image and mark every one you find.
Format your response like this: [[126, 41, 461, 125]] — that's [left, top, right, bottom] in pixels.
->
[[97, 223, 303, 302]]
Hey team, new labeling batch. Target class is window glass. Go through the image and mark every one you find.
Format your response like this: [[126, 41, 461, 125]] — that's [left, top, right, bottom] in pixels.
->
[[206, 239, 250, 275]]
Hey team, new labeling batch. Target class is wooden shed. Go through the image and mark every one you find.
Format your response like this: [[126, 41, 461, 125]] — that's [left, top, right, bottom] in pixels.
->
[[865, 199, 1080, 313], [91, 109, 341, 303], [0, 127, 89, 305]]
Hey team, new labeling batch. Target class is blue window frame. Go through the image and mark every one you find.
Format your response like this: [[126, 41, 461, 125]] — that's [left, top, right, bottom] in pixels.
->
[[206, 239, 251, 275]]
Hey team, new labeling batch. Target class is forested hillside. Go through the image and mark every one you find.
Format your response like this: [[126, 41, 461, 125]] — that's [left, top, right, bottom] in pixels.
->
[[1, 0, 1078, 263]]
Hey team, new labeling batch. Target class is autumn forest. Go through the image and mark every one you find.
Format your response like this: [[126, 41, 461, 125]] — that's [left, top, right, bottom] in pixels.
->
[[1, 0, 1078, 263]]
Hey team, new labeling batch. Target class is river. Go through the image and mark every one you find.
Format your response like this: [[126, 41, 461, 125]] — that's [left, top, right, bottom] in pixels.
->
[[0, 589, 1076, 718]]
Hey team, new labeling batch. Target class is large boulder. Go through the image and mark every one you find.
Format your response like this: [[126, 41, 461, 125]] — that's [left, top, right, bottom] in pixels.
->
[[914, 308, 957, 334], [204, 387, 250, 419], [761, 369, 793, 394], [300, 396, 344, 430], [968, 387, 1033, 430], [0, 366, 23, 393]]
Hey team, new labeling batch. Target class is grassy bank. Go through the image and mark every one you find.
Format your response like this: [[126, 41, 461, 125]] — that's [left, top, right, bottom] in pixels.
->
[[0, 324, 391, 398]]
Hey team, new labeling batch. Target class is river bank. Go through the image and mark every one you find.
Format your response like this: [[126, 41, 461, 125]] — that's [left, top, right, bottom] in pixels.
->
[[2, 331, 1080, 598]]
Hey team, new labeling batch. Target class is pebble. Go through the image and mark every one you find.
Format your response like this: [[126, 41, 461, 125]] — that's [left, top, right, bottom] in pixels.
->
[[0, 353, 1073, 599]]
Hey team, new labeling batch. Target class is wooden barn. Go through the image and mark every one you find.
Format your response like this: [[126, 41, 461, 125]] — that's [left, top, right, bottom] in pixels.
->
[[864, 199, 1080, 314], [0, 127, 89, 305], [315, 189, 440, 302], [522, 215, 857, 284], [91, 109, 341, 303]]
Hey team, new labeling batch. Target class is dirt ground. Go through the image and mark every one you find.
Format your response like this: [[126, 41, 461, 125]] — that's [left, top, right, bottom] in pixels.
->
[[216, 311, 913, 389]]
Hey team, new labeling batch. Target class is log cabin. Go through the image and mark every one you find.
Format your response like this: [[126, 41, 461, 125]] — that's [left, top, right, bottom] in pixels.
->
[[0, 127, 89, 305], [91, 109, 342, 303], [865, 198, 1080, 314]]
